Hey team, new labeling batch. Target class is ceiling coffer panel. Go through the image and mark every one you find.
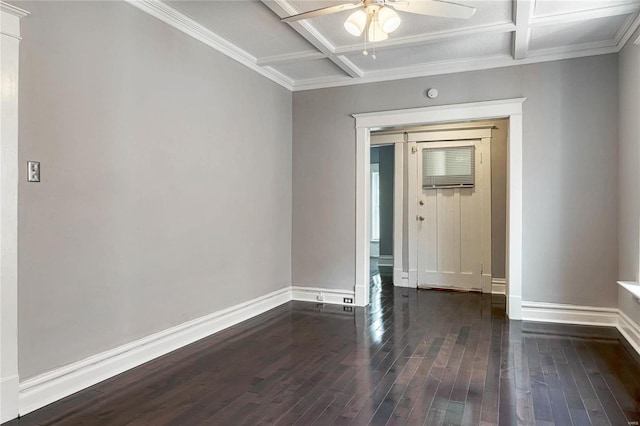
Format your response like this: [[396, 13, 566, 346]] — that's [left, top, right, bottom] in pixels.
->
[[270, 58, 350, 80], [344, 31, 511, 71], [533, 0, 640, 18], [167, 0, 317, 57], [529, 14, 632, 51], [284, 0, 513, 48]]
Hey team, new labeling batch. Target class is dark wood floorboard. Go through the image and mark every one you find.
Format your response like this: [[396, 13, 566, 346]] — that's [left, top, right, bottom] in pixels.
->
[[4, 270, 640, 426]]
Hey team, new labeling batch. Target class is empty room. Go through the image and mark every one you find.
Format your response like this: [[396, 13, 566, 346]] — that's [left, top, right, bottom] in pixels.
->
[[1, 0, 640, 424]]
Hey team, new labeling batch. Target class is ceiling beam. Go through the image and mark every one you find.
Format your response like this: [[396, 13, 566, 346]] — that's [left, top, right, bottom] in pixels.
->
[[260, 0, 363, 78], [512, 0, 534, 60]]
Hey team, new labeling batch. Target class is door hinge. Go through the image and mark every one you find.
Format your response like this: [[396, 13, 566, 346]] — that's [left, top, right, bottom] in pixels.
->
[[481, 264, 483, 275], [480, 152, 483, 164], [411, 146, 417, 154]]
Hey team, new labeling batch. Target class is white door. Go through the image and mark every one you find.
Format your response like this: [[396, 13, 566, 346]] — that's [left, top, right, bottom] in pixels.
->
[[415, 139, 490, 291]]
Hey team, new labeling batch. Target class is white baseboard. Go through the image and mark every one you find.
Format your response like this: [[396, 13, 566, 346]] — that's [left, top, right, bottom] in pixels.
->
[[1, 374, 19, 423], [377, 255, 393, 267], [408, 269, 417, 288], [491, 278, 506, 295], [291, 286, 355, 305], [521, 301, 619, 327], [618, 310, 640, 357], [393, 269, 409, 287], [18, 287, 292, 416]]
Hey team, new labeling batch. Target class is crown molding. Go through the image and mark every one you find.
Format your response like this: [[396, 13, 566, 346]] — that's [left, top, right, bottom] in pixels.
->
[[125, 0, 640, 93], [618, 12, 640, 48], [0, 2, 29, 18], [124, 0, 293, 90]]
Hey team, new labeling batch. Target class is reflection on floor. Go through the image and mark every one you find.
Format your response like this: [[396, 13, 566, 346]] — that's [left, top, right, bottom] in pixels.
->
[[7, 281, 640, 425]]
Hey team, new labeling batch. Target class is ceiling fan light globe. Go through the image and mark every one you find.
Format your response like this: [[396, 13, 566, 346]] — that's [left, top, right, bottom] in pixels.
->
[[344, 10, 367, 36], [378, 7, 400, 33]]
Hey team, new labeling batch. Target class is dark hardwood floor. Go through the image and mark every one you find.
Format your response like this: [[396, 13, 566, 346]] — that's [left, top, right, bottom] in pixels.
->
[[5, 274, 640, 425]]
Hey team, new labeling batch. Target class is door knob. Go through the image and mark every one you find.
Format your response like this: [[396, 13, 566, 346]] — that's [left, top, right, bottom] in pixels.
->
[[418, 216, 425, 221], [419, 200, 424, 205]]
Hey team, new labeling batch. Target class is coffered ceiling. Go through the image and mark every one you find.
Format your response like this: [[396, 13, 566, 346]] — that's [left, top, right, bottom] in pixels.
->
[[129, 0, 640, 90]]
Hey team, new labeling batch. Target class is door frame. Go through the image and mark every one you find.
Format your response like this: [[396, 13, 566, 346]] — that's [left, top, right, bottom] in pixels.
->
[[0, 3, 28, 422], [353, 98, 525, 320]]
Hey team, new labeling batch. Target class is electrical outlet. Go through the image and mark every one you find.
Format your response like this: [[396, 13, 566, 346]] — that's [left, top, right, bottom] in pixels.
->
[[27, 161, 40, 182], [343, 297, 353, 304]]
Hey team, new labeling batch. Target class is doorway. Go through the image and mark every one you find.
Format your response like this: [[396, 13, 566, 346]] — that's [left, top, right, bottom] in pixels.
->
[[352, 98, 525, 319], [369, 145, 394, 287]]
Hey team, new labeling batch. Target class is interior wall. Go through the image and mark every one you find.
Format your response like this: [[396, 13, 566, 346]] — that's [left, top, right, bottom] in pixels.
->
[[16, 1, 292, 380], [378, 145, 394, 257], [292, 54, 618, 308], [618, 28, 640, 283], [618, 28, 640, 322]]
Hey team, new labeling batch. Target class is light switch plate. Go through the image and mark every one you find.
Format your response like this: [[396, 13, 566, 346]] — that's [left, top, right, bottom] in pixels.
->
[[27, 161, 40, 182]]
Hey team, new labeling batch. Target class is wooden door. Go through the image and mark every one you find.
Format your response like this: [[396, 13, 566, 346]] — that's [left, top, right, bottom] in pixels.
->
[[415, 139, 490, 291]]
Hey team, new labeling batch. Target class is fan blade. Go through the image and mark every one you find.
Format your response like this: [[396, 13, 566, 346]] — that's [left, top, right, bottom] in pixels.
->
[[388, 0, 476, 19], [281, 2, 362, 23]]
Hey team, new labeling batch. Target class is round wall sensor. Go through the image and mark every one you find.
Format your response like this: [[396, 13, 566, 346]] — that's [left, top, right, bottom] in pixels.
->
[[426, 88, 439, 99]]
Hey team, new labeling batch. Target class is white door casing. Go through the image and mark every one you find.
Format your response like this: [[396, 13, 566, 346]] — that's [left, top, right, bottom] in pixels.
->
[[414, 138, 491, 292], [1, 2, 28, 423], [353, 98, 525, 319]]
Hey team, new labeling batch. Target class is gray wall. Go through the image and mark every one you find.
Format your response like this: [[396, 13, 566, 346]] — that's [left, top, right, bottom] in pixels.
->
[[618, 28, 640, 283], [618, 29, 640, 323], [17, 1, 292, 379], [292, 55, 618, 307], [377, 145, 394, 256]]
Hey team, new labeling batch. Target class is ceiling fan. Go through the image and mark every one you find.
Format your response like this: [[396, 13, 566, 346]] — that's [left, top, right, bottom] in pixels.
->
[[281, 0, 476, 58]]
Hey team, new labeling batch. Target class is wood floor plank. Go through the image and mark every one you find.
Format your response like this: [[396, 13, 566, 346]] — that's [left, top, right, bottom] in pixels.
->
[[9, 283, 640, 426]]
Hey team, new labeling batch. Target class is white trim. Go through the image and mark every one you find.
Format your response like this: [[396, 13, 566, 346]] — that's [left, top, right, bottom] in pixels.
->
[[353, 99, 525, 316], [0, 375, 19, 423], [0, 5, 24, 423], [618, 281, 640, 300], [491, 278, 506, 295], [393, 142, 404, 286], [521, 301, 619, 327], [120, 0, 639, 92], [291, 286, 355, 305], [354, 127, 370, 306], [618, 310, 640, 358], [635, 34, 640, 45], [378, 255, 393, 267], [619, 13, 640, 49], [407, 141, 418, 288], [0, 2, 28, 18], [124, 0, 293, 90], [393, 269, 409, 287], [18, 287, 292, 416]]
